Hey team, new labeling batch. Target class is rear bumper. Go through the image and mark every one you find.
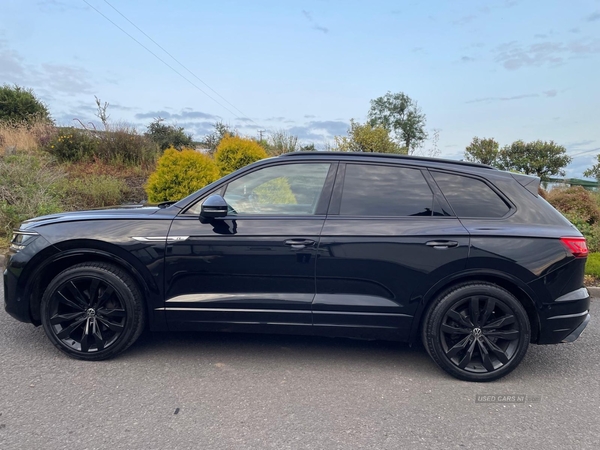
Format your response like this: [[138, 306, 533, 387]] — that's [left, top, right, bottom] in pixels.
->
[[561, 314, 590, 343], [537, 288, 591, 344]]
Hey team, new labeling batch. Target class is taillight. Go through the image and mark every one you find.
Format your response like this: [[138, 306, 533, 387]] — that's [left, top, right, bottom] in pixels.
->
[[560, 237, 588, 257]]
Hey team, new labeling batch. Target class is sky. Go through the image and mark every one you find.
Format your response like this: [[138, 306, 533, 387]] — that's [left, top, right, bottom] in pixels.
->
[[1, 0, 600, 177]]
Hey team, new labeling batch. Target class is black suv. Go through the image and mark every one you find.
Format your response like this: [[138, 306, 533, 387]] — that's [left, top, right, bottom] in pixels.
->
[[4, 152, 591, 381]]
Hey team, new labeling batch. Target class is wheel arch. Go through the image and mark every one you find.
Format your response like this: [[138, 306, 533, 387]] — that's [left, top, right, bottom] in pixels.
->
[[24, 241, 162, 329], [410, 270, 541, 344]]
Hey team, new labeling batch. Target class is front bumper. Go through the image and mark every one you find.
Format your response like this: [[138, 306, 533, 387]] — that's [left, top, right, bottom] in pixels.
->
[[4, 265, 32, 323]]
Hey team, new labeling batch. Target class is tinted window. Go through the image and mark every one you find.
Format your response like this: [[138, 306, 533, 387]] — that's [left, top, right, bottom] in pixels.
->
[[432, 172, 509, 218], [340, 164, 433, 216], [222, 163, 331, 215]]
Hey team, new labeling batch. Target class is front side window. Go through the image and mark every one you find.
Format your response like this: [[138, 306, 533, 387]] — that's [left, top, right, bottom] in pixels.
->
[[340, 164, 434, 216], [222, 163, 331, 215], [431, 171, 510, 218]]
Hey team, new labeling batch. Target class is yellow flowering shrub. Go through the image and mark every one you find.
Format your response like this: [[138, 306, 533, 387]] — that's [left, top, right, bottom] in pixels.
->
[[145, 147, 220, 203], [214, 135, 268, 175]]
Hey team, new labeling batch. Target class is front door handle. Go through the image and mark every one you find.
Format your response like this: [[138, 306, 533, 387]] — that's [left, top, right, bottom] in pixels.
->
[[284, 239, 316, 249], [426, 240, 459, 249]]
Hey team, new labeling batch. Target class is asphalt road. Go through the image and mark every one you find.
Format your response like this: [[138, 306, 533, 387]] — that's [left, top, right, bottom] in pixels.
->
[[1, 278, 599, 450]]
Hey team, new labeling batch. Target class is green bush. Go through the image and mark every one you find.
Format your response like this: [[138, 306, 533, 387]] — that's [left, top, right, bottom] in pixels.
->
[[58, 175, 128, 210], [547, 187, 600, 252], [145, 118, 193, 151], [214, 135, 267, 175], [585, 253, 600, 278], [97, 125, 160, 166], [547, 186, 600, 225], [0, 84, 52, 125], [0, 153, 63, 239], [145, 147, 220, 203], [45, 125, 160, 166], [46, 127, 98, 162]]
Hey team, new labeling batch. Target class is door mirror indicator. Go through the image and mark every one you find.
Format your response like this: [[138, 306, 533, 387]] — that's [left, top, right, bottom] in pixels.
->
[[200, 195, 228, 220]]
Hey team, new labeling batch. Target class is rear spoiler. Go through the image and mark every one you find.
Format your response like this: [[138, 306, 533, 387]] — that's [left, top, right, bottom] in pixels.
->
[[510, 173, 541, 196]]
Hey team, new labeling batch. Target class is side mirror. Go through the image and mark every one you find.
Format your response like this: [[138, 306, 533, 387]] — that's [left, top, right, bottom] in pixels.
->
[[200, 194, 228, 220]]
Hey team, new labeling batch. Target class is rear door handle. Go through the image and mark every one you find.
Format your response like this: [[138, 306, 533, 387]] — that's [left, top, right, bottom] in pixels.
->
[[426, 240, 459, 249], [285, 239, 316, 249]]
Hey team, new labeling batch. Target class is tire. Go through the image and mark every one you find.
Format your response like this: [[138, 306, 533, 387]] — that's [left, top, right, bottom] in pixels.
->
[[422, 282, 530, 382], [40, 262, 145, 361]]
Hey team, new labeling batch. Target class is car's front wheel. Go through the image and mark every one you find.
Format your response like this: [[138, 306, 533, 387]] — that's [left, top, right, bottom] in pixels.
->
[[40, 262, 145, 360], [422, 282, 530, 382]]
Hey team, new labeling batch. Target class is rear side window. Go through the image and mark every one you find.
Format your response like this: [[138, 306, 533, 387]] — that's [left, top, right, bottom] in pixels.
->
[[431, 171, 510, 218], [340, 164, 433, 216]]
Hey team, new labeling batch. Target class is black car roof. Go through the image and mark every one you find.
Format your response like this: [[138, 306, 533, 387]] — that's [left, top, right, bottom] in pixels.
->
[[278, 151, 496, 171]]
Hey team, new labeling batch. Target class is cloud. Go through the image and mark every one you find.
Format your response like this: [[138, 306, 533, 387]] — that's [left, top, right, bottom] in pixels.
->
[[286, 120, 349, 142], [301, 9, 329, 34], [587, 11, 600, 21], [453, 15, 477, 25], [41, 63, 94, 95], [543, 89, 558, 97], [494, 38, 600, 70], [312, 25, 329, 33], [304, 115, 316, 119], [460, 56, 476, 62], [111, 103, 137, 112], [0, 40, 94, 95], [134, 109, 216, 121], [235, 117, 253, 123], [465, 93, 539, 104], [567, 139, 596, 148], [265, 116, 286, 122], [174, 121, 216, 138], [0, 45, 27, 79], [564, 153, 599, 179]]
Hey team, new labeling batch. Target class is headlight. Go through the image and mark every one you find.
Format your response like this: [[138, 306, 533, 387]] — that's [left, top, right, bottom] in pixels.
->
[[10, 230, 39, 252]]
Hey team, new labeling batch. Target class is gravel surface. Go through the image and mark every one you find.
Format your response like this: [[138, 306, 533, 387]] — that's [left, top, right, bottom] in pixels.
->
[[1, 278, 598, 450]]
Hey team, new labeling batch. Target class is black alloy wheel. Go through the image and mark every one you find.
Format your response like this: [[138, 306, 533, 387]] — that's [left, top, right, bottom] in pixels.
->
[[423, 282, 530, 382], [41, 262, 145, 360]]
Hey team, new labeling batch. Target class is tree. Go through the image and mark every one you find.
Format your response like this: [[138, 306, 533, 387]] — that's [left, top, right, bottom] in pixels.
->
[[145, 118, 193, 151], [464, 137, 500, 165], [584, 154, 600, 180], [333, 120, 407, 154], [300, 143, 316, 152], [367, 91, 427, 153], [214, 135, 268, 175], [496, 140, 571, 180], [0, 84, 52, 124], [200, 121, 237, 154], [263, 130, 299, 156]]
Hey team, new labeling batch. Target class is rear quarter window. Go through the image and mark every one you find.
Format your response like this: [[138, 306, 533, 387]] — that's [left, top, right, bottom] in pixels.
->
[[431, 171, 510, 218]]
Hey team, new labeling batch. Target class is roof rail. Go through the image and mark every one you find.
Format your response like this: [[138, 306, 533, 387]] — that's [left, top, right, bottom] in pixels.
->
[[278, 151, 496, 170]]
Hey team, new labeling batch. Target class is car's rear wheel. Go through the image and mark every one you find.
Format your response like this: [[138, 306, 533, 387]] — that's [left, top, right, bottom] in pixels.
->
[[422, 282, 530, 382], [40, 262, 145, 360]]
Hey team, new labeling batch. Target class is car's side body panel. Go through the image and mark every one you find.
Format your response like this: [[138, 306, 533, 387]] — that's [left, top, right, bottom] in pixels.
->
[[314, 218, 470, 340], [163, 216, 324, 333]]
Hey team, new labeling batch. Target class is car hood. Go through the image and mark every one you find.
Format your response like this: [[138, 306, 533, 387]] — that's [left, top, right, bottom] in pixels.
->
[[20, 205, 164, 230]]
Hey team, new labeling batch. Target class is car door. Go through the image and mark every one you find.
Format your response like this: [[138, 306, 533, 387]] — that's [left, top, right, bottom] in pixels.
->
[[313, 162, 470, 340], [163, 161, 337, 334]]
